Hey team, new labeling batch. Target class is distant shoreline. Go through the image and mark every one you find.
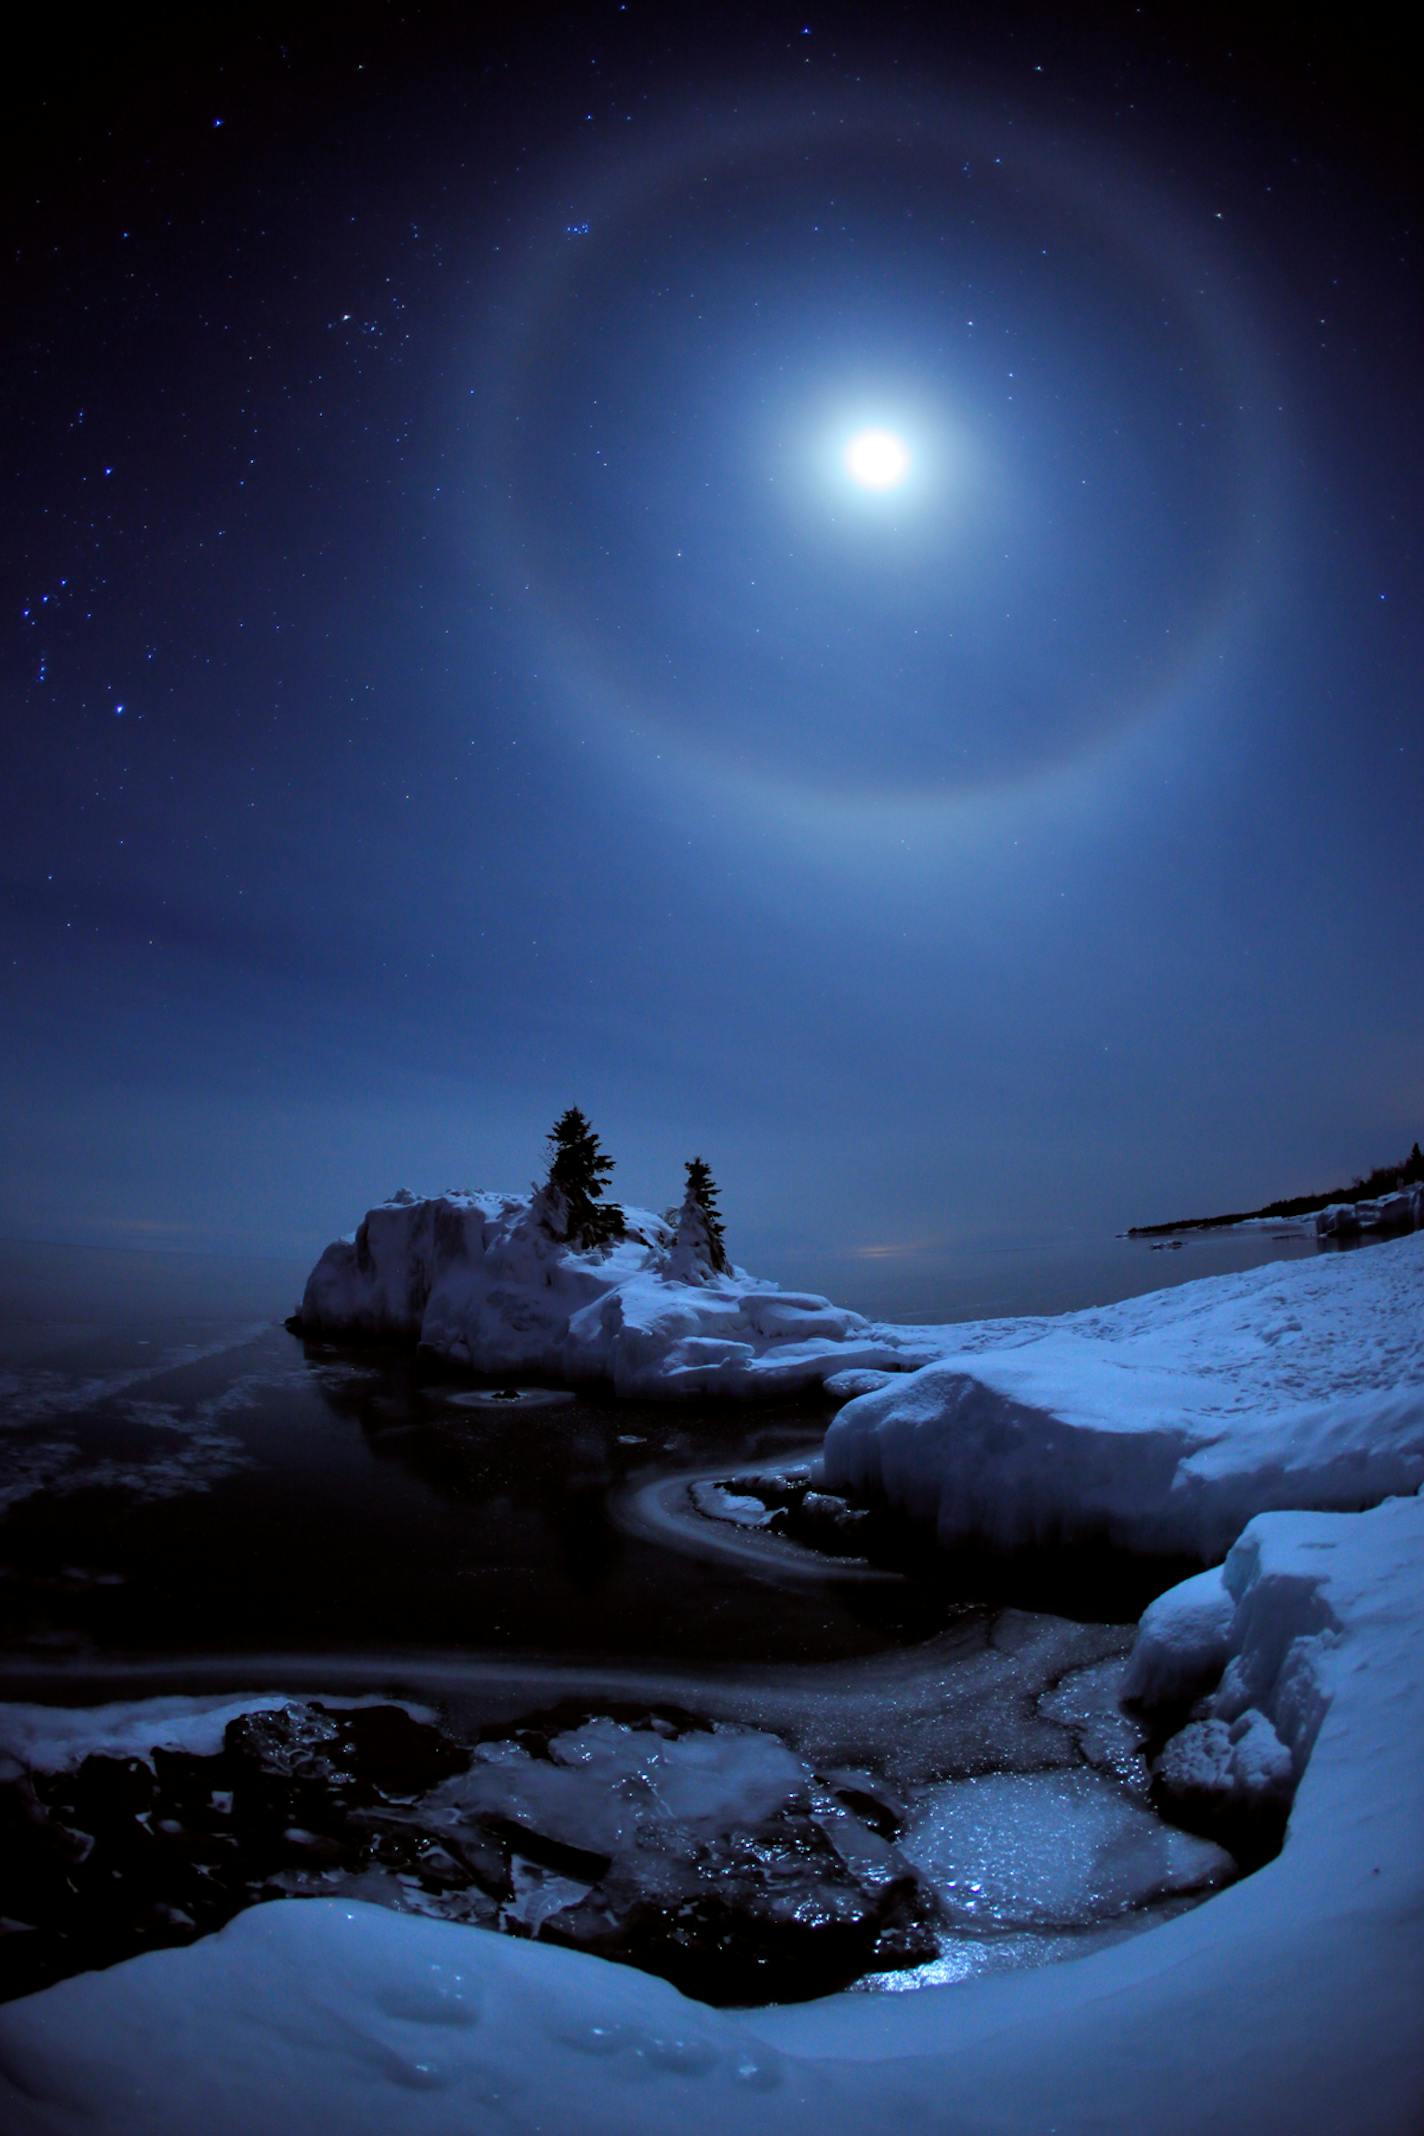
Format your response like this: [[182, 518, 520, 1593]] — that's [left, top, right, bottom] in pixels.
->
[[1135, 1213, 1315, 1247], [1129, 1146, 1423, 1237], [1127, 1207, 1316, 1239]]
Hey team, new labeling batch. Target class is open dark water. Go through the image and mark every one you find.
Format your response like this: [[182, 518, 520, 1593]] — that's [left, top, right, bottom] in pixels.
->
[[1, 1321, 944, 1672], [781, 1217, 1330, 1324], [0, 1224, 1330, 1679]]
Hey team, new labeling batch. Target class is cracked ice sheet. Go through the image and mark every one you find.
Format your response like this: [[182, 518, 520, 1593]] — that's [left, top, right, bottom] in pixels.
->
[[439, 1721, 809, 1859], [898, 1767, 1230, 1929], [0, 1363, 305, 1511]]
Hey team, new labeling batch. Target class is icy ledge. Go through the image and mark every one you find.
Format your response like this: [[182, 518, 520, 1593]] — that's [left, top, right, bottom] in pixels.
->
[[824, 1228, 1424, 1561], [291, 1188, 934, 1396], [2, 1492, 1420, 2134]]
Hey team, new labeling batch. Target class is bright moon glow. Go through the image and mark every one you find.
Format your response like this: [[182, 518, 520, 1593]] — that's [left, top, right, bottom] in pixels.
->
[[845, 429, 909, 489]]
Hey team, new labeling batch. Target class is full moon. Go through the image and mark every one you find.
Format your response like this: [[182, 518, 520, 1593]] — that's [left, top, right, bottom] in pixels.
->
[[845, 429, 909, 489]]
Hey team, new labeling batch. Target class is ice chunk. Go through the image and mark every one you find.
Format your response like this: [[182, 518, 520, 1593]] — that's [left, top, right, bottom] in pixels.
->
[[1157, 1707, 1295, 1817], [503, 1861, 595, 1936], [437, 1722, 810, 1861], [824, 1369, 899, 1401], [550, 1717, 809, 1830], [689, 1481, 776, 1528], [1225, 1709, 1294, 1800], [900, 1768, 1232, 1928]]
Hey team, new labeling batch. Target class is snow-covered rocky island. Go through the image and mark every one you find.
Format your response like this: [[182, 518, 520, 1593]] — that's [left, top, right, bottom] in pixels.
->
[[290, 1180, 930, 1395], [2, 1168, 1421, 2132]]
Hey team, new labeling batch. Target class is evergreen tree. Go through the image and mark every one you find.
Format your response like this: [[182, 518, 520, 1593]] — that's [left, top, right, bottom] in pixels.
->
[[1403, 1141, 1424, 1187], [669, 1155, 730, 1280], [542, 1107, 625, 1249]]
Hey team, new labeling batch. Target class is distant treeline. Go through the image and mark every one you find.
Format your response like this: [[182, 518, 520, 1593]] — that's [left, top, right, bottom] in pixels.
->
[[1129, 1141, 1424, 1237]]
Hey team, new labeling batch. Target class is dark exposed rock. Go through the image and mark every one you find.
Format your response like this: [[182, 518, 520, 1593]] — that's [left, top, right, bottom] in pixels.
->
[[827, 1774, 907, 1842], [0, 1696, 941, 2008], [426, 1704, 941, 2003], [715, 1469, 879, 1558], [66, 1754, 156, 1827], [533, 1785, 935, 2004], [0, 1702, 475, 2004]]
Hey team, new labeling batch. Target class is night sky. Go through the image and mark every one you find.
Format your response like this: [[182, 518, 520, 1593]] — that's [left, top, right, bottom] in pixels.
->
[[3, 4, 1419, 1302]]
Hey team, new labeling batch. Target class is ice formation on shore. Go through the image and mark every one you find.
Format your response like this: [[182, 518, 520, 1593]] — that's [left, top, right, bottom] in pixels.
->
[[824, 1229, 1424, 1560], [299, 1191, 1423, 1565], [1313, 1183, 1424, 1237]]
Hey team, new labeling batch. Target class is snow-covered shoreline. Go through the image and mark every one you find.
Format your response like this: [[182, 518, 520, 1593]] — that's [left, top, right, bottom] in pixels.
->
[[2, 1221, 1420, 2130], [825, 1230, 1424, 1561], [2, 1489, 1419, 2133], [297, 1190, 1424, 1568]]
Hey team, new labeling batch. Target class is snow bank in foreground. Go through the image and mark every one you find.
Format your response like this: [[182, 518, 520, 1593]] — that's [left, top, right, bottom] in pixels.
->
[[293, 1189, 931, 1396], [824, 1230, 1424, 1561], [2, 1492, 1419, 2134]]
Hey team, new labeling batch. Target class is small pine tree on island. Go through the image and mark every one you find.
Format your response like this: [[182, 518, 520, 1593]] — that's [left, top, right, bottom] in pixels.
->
[[542, 1107, 626, 1250], [668, 1155, 731, 1281]]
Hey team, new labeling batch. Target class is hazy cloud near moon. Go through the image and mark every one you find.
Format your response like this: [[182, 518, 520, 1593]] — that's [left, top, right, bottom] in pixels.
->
[[477, 87, 1272, 809]]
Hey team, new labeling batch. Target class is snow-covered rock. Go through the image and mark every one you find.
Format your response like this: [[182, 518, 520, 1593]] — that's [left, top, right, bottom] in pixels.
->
[[1120, 1566, 1235, 1707], [822, 1367, 901, 1401], [1154, 1709, 1294, 1818], [1137, 1495, 1423, 1850], [0, 1693, 436, 1775], [293, 1189, 928, 1396], [2, 1492, 1420, 2133], [1315, 1185, 1424, 1237], [823, 1231, 1424, 1561]]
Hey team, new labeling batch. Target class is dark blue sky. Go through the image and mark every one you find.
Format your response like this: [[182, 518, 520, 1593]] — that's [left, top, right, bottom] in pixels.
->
[[3, 4, 1419, 1302]]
